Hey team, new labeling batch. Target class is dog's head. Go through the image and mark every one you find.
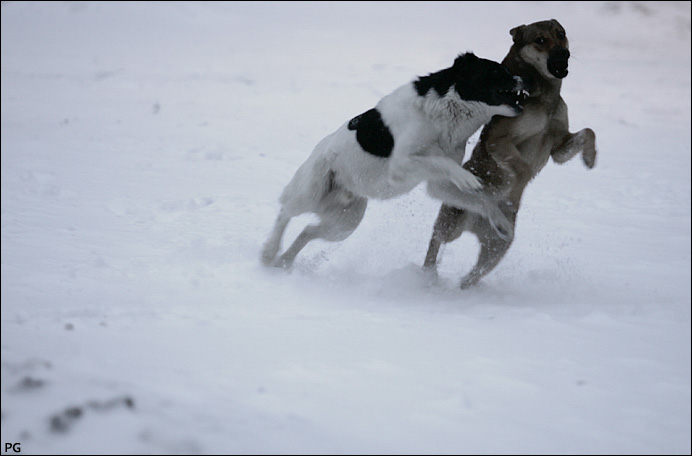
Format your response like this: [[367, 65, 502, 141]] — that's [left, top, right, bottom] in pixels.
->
[[509, 19, 570, 80], [452, 52, 528, 116]]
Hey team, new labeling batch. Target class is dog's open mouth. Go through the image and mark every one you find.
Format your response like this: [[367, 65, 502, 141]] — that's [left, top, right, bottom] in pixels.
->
[[500, 87, 530, 112], [548, 60, 569, 79]]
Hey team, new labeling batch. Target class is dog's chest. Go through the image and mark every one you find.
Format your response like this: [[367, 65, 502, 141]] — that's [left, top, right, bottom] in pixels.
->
[[515, 104, 555, 172], [515, 104, 549, 138], [442, 122, 475, 151]]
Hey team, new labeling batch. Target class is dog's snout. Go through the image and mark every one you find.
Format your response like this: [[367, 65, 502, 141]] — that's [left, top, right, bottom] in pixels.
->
[[549, 47, 570, 62], [547, 47, 570, 79]]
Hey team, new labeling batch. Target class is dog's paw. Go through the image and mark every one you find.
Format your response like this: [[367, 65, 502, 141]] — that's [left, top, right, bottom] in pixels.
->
[[452, 169, 482, 191], [274, 254, 295, 269], [260, 254, 274, 267], [421, 264, 440, 287], [491, 221, 513, 242], [489, 207, 514, 242], [460, 274, 481, 290], [582, 149, 596, 169], [260, 245, 279, 267], [580, 128, 597, 169]]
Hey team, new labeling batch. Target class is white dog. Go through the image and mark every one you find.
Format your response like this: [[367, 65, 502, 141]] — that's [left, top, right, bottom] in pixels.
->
[[262, 53, 527, 268]]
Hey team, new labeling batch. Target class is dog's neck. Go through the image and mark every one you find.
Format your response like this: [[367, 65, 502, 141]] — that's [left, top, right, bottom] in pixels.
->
[[419, 89, 492, 139]]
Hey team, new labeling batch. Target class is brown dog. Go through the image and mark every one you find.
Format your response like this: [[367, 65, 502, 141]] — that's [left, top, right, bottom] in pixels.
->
[[423, 19, 597, 289]]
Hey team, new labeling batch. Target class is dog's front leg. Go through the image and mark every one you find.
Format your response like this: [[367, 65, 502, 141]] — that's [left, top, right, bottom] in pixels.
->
[[389, 153, 483, 192], [551, 128, 597, 169], [261, 210, 291, 266], [426, 181, 513, 241]]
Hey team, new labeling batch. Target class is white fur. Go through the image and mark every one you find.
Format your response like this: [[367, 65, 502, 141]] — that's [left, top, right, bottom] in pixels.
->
[[330, 85, 502, 198], [262, 78, 522, 268]]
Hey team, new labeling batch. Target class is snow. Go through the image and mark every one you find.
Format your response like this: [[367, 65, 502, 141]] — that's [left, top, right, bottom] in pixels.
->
[[1, 1, 690, 454]]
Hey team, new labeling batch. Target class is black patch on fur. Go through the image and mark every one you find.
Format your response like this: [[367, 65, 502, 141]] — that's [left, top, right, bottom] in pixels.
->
[[414, 53, 522, 108], [414, 68, 455, 97], [347, 108, 394, 158]]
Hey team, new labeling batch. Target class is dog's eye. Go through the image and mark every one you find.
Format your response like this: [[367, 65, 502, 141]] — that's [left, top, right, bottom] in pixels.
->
[[557, 31, 566, 40], [535, 36, 546, 45]]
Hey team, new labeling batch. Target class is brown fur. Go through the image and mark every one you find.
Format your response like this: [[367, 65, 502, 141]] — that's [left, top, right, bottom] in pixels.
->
[[423, 19, 597, 288]]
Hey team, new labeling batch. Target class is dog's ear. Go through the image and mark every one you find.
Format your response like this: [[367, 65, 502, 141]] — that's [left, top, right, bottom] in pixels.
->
[[509, 25, 525, 43]]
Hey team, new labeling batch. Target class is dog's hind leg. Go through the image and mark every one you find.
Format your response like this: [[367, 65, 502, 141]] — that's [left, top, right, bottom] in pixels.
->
[[459, 229, 512, 289], [423, 204, 468, 271], [261, 209, 292, 266], [275, 192, 368, 268], [423, 233, 444, 274], [275, 223, 325, 268]]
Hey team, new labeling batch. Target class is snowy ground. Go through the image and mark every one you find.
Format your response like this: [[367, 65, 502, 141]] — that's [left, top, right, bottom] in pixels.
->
[[1, 1, 690, 454]]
